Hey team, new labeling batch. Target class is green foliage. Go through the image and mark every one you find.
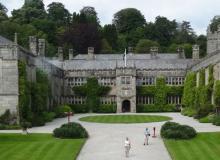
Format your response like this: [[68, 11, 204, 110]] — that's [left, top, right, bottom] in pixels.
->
[[199, 114, 215, 123], [135, 39, 159, 53], [55, 105, 72, 118], [212, 115, 220, 126], [102, 24, 118, 50], [161, 122, 197, 139], [42, 112, 56, 122], [0, 110, 17, 125], [73, 77, 111, 112], [136, 77, 183, 112], [95, 105, 117, 113], [0, 124, 21, 130], [137, 104, 177, 112], [155, 78, 167, 108], [182, 72, 196, 108], [113, 8, 146, 34], [181, 108, 197, 117], [70, 105, 88, 113], [214, 80, 220, 107], [210, 17, 220, 33], [53, 122, 88, 139], [101, 39, 113, 54]]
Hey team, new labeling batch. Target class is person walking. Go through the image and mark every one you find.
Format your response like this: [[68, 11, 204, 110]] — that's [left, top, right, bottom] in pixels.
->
[[144, 128, 150, 145], [124, 137, 131, 158]]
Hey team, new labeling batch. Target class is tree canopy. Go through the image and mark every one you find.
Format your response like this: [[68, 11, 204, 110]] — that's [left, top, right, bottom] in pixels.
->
[[0, 1, 207, 58]]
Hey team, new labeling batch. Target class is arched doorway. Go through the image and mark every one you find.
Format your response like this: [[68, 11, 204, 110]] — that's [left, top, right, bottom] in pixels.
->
[[122, 100, 131, 112]]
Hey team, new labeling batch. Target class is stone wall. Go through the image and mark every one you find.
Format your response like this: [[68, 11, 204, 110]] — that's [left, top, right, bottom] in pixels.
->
[[0, 45, 18, 116]]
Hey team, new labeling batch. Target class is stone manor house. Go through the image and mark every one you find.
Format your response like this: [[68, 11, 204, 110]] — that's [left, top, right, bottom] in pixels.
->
[[1, 18, 220, 116]]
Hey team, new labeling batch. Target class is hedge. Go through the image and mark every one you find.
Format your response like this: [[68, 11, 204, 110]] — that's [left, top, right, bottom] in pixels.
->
[[137, 104, 178, 112]]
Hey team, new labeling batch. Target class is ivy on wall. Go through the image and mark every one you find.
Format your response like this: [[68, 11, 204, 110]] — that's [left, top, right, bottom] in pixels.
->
[[214, 80, 220, 107], [136, 77, 184, 112], [19, 61, 51, 126], [182, 72, 196, 108], [72, 77, 111, 112]]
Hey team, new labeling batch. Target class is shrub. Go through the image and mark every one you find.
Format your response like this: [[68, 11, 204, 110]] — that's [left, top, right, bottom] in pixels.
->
[[212, 115, 220, 126], [137, 104, 178, 112], [53, 122, 88, 139], [199, 114, 215, 123], [161, 122, 197, 139], [42, 112, 56, 122], [55, 105, 72, 118], [195, 104, 214, 119], [0, 124, 21, 130], [70, 104, 89, 113], [96, 104, 117, 113], [0, 110, 17, 125], [30, 115, 45, 127], [181, 108, 197, 117], [20, 121, 32, 130]]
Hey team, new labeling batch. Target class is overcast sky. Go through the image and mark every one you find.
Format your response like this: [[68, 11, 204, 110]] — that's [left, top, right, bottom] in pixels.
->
[[1, 0, 220, 35]]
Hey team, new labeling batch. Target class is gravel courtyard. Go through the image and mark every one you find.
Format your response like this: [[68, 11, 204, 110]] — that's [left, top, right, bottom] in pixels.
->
[[1, 113, 220, 160]]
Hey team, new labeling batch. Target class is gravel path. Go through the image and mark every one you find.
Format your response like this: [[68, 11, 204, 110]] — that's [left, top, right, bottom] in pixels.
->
[[1, 113, 220, 160]]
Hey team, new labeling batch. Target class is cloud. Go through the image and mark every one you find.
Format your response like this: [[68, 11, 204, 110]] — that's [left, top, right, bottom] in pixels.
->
[[2, 0, 220, 35]]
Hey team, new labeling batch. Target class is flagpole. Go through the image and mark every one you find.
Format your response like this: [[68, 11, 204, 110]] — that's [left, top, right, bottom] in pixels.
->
[[124, 48, 127, 67]]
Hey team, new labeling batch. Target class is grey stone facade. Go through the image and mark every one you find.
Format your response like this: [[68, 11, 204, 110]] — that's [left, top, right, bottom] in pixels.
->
[[2, 17, 220, 116]]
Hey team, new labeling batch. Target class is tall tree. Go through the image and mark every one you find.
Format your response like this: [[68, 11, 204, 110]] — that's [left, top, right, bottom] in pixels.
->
[[80, 6, 99, 24], [153, 16, 177, 46], [47, 2, 71, 26], [113, 8, 146, 34], [135, 39, 159, 53], [0, 3, 8, 22], [175, 21, 196, 44], [12, 0, 46, 24], [102, 24, 118, 50]]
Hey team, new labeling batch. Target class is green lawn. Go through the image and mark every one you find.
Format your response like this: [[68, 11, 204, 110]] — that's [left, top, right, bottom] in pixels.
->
[[164, 132, 220, 160], [79, 115, 172, 123], [0, 133, 85, 160]]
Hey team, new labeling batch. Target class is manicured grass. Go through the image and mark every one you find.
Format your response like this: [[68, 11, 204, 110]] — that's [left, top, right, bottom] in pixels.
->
[[164, 132, 220, 160], [79, 115, 172, 123], [0, 133, 85, 160]]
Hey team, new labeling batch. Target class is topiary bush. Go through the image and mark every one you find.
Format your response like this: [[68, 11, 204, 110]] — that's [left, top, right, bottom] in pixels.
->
[[194, 104, 214, 119], [53, 122, 88, 139], [161, 122, 197, 139], [55, 105, 72, 118]]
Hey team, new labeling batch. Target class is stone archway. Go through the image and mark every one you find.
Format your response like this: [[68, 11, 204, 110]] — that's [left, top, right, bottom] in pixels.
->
[[122, 100, 131, 112]]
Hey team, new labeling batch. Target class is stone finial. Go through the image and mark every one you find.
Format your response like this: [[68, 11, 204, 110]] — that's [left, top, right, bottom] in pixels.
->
[[192, 45, 200, 60], [177, 47, 185, 59], [218, 24, 220, 32], [69, 49, 73, 60], [150, 46, 158, 59], [14, 33, 18, 44], [29, 36, 37, 56], [128, 47, 133, 54], [88, 47, 95, 60], [38, 39, 45, 57], [58, 47, 63, 61]]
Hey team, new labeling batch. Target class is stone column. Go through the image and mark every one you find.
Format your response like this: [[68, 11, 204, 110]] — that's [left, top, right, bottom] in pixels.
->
[[38, 39, 45, 57], [29, 36, 37, 56], [150, 46, 158, 59], [88, 47, 95, 60], [192, 45, 200, 60], [69, 49, 73, 60], [58, 47, 63, 61]]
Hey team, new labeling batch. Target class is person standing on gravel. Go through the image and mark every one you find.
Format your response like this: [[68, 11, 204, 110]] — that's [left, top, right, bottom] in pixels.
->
[[124, 137, 131, 157], [144, 128, 150, 145]]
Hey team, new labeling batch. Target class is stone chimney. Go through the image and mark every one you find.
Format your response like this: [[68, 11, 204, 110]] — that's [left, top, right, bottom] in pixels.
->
[[150, 46, 158, 59], [29, 36, 37, 56], [14, 33, 18, 44], [192, 45, 200, 60], [88, 47, 95, 60], [58, 47, 63, 61], [38, 39, 45, 56], [69, 49, 73, 60], [128, 47, 133, 54], [177, 47, 185, 59]]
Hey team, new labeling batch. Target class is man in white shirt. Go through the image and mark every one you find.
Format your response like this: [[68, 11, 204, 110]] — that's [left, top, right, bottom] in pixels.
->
[[124, 137, 131, 157]]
